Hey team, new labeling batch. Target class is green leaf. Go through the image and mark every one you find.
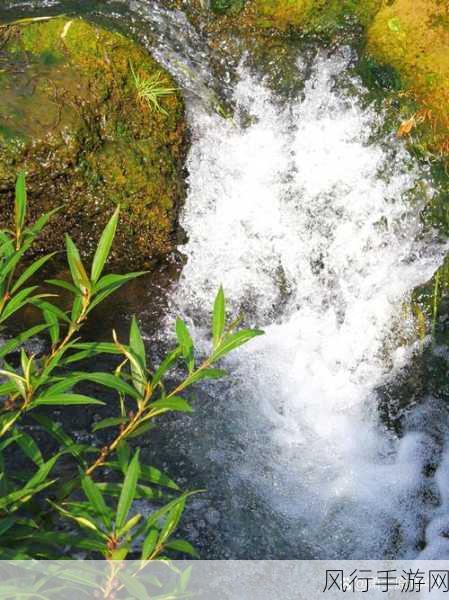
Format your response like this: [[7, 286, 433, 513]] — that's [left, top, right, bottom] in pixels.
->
[[63, 342, 122, 365], [0, 517, 16, 538], [31, 299, 71, 324], [158, 496, 186, 545], [115, 449, 140, 530], [32, 394, 105, 407], [25, 454, 59, 489], [117, 513, 142, 538], [49, 502, 105, 537], [15, 172, 26, 236], [212, 286, 225, 347], [141, 528, 158, 560], [151, 347, 182, 387], [184, 368, 227, 386], [0, 324, 48, 359], [80, 473, 111, 529], [126, 421, 156, 439], [91, 207, 119, 283], [110, 547, 128, 560], [42, 307, 60, 346], [165, 538, 199, 558], [144, 491, 198, 533], [45, 372, 140, 400], [116, 441, 130, 473], [119, 572, 148, 600], [97, 482, 166, 501], [130, 316, 147, 371], [65, 235, 90, 293], [94, 272, 146, 294], [15, 431, 44, 466], [175, 318, 194, 372], [107, 462, 180, 491], [31, 415, 84, 462], [0, 412, 20, 437], [45, 278, 79, 294], [11, 253, 56, 294], [92, 416, 128, 433], [212, 328, 264, 361], [26, 207, 61, 237], [149, 396, 193, 415], [0, 286, 40, 322]]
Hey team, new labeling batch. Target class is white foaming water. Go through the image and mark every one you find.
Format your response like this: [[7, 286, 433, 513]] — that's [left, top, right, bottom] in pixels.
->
[[171, 50, 449, 559]]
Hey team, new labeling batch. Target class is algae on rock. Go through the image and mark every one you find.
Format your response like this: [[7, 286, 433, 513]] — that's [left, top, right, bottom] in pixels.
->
[[0, 16, 187, 269]]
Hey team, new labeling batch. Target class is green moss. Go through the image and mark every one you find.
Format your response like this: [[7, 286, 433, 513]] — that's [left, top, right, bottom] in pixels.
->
[[251, 0, 381, 36], [0, 17, 187, 269], [211, 0, 246, 15]]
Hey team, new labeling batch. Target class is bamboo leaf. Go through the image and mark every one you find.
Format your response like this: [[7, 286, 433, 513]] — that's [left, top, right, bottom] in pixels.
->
[[25, 454, 59, 489], [80, 473, 111, 529], [94, 272, 146, 294], [15, 431, 44, 466], [175, 318, 194, 372], [165, 538, 199, 558], [31, 299, 71, 324], [115, 449, 140, 530], [117, 513, 142, 538], [65, 235, 90, 293], [15, 173, 26, 236], [212, 285, 225, 347], [92, 416, 128, 433], [32, 394, 105, 407], [158, 496, 186, 546], [212, 328, 264, 361], [0, 324, 48, 359], [45, 279, 78, 294], [130, 316, 147, 371], [149, 396, 192, 415], [141, 528, 158, 560], [11, 254, 56, 294], [151, 347, 182, 387], [106, 462, 180, 491], [91, 206, 119, 283], [119, 573, 147, 600], [42, 308, 60, 346]]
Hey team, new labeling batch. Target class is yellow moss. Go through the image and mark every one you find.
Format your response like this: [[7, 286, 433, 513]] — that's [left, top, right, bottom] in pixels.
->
[[366, 0, 449, 150], [253, 0, 311, 29], [251, 0, 380, 33]]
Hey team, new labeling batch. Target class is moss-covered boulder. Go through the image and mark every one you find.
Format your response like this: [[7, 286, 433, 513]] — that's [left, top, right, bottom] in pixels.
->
[[0, 17, 187, 268], [366, 0, 449, 152]]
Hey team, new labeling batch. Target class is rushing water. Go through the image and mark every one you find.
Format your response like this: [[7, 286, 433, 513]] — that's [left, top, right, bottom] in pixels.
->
[[3, 0, 449, 559]]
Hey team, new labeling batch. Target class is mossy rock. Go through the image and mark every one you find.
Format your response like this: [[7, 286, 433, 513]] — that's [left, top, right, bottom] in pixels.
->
[[0, 17, 187, 269], [248, 0, 380, 36], [365, 0, 449, 153]]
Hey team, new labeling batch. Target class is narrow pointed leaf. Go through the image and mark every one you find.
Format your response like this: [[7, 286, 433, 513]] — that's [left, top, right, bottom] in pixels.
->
[[149, 396, 192, 414], [11, 254, 56, 294], [91, 207, 119, 283], [130, 316, 146, 371], [15, 173, 26, 235], [212, 328, 264, 361], [212, 286, 225, 347], [32, 394, 105, 407], [115, 449, 140, 530]]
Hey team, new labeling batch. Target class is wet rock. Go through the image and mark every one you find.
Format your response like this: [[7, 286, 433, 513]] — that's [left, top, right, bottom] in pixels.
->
[[0, 16, 187, 269]]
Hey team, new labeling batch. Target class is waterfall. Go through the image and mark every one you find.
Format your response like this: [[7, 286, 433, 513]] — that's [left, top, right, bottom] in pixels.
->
[[170, 49, 447, 558]]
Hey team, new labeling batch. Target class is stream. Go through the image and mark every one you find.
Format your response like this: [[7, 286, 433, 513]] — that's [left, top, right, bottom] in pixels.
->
[[2, 0, 449, 560]]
